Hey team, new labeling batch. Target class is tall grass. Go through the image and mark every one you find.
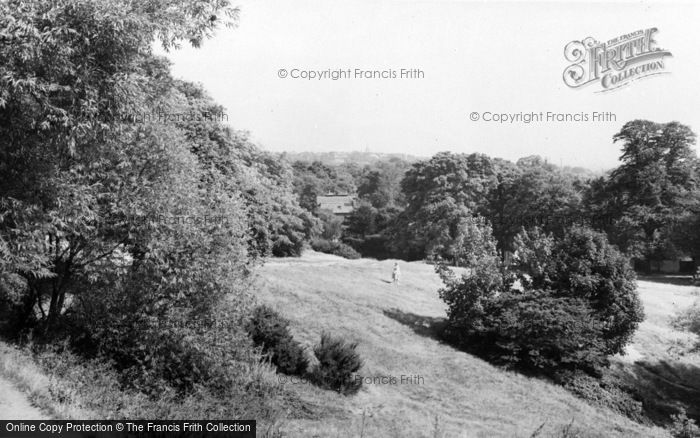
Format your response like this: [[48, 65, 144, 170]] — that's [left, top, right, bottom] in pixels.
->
[[0, 340, 287, 427]]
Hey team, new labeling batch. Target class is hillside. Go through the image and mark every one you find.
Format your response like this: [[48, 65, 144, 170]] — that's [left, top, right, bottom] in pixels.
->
[[256, 251, 688, 438]]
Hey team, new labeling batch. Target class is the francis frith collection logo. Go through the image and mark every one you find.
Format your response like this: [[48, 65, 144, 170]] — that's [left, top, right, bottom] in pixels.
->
[[563, 28, 672, 92]]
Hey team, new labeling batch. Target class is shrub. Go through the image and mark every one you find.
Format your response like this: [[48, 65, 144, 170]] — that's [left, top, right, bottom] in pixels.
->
[[556, 370, 645, 422], [344, 235, 394, 260], [438, 224, 644, 376], [310, 332, 363, 395], [673, 302, 700, 338], [510, 226, 643, 357], [481, 291, 609, 373], [332, 242, 362, 259], [0, 341, 282, 422], [436, 216, 507, 348], [310, 238, 361, 259], [547, 226, 644, 355], [317, 209, 344, 241], [670, 409, 700, 438], [245, 306, 309, 375]]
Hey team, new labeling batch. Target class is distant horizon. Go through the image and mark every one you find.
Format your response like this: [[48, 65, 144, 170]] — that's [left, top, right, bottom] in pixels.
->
[[159, 0, 700, 172], [275, 148, 611, 174]]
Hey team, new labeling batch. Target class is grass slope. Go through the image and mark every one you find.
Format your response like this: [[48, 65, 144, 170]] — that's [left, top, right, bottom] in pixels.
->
[[257, 251, 670, 438], [610, 279, 700, 425]]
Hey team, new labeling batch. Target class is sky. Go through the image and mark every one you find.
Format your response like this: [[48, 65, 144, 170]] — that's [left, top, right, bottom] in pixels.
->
[[157, 0, 700, 171]]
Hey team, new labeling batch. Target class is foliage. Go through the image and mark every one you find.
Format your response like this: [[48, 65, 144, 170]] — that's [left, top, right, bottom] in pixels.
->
[[672, 302, 700, 340], [438, 224, 643, 375], [0, 341, 283, 422], [392, 152, 498, 259], [344, 203, 401, 259], [488, 156, 584, 251], [584, 121, 700, 264], [512, 226, 644, 355], [291, 161, 356, 214], [0, 0, 246, 325], [483, 291, 609, 372], [246, 306, 309, 376], [316, 210, 344, 241], [356, 158, 410, 209], [310, 239, 361, 259], [670, 409, 700, 438], [171, 81, 318, 258], [310, 332, 363, 395], [0, 0, 315, 421], [556, 371, 645, 422], [436, 216, 506, 344]]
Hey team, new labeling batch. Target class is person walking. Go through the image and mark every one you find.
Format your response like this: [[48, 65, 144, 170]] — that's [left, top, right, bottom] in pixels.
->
[[392, 262, 401, 285]]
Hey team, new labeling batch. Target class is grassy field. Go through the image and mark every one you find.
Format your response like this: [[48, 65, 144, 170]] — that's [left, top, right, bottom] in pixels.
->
[[256, 251, 700, 438], [1, 251, 696, 437]]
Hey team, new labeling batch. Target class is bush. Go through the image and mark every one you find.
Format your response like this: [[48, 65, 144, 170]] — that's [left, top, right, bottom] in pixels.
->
[[673, 302, 700, 338], [310, 238, 361, 259], [481, 291, 609, 373], [438, 225, 644, 376], [344, 235, 394, 260], [556, 370, 645, 422], [245, 306, 309, 375], [310, 332, 363, 395], [317, 209, 344, 241], [670, 409, 700, 438], [547, 226, 644, 355], [0, 341, 282, 422]]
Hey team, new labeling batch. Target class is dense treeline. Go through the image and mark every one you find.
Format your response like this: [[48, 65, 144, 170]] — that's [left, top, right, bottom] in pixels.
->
[[290, 126, 700, 268]]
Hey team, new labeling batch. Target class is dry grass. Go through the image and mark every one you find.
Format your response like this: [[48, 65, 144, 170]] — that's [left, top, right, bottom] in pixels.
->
[[256, 251, 670, 438], [0, 343, 96, 419], [609, 279, 700, 425]]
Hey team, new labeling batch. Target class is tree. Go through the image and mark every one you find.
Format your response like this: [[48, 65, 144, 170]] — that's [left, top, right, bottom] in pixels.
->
[[487, 156, 584, 251], [512, 226, 644, 355], [316, 210, 344, 241], [437, 224, 643, 374], [0, 0, 258, 373], [436, 217, 507, 346], [392, 152, 497, 259], [585, 121, 700, 264], [356, 158, 410, 209]]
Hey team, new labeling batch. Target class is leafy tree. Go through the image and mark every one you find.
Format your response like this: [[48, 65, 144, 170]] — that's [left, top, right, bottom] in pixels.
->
[[392, 152, 497, 259], [345, 202, 379, 238], [316, 209, 344, 241], [356, 158, 410, 209], [0, 0, 235, 330], [512, 226, 644, 355], [585, 121, 700, 264], [436, 216, 506, 344], [487, 156, 584, 251], [437, 224, 643, 374], [0, 0, 293, 399], [343, 202, 401, 259], [170, 81, 318, 258]]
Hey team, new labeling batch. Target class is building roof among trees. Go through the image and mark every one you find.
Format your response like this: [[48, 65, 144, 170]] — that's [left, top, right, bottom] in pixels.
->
[[318, 195, 355, 215]]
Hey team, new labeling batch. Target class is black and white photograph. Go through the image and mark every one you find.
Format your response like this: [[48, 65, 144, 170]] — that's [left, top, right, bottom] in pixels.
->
[[1, 1, 700, 437]]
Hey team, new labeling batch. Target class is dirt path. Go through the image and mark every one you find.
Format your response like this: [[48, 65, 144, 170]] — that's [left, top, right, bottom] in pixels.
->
[[0, 376, 48, 420]]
